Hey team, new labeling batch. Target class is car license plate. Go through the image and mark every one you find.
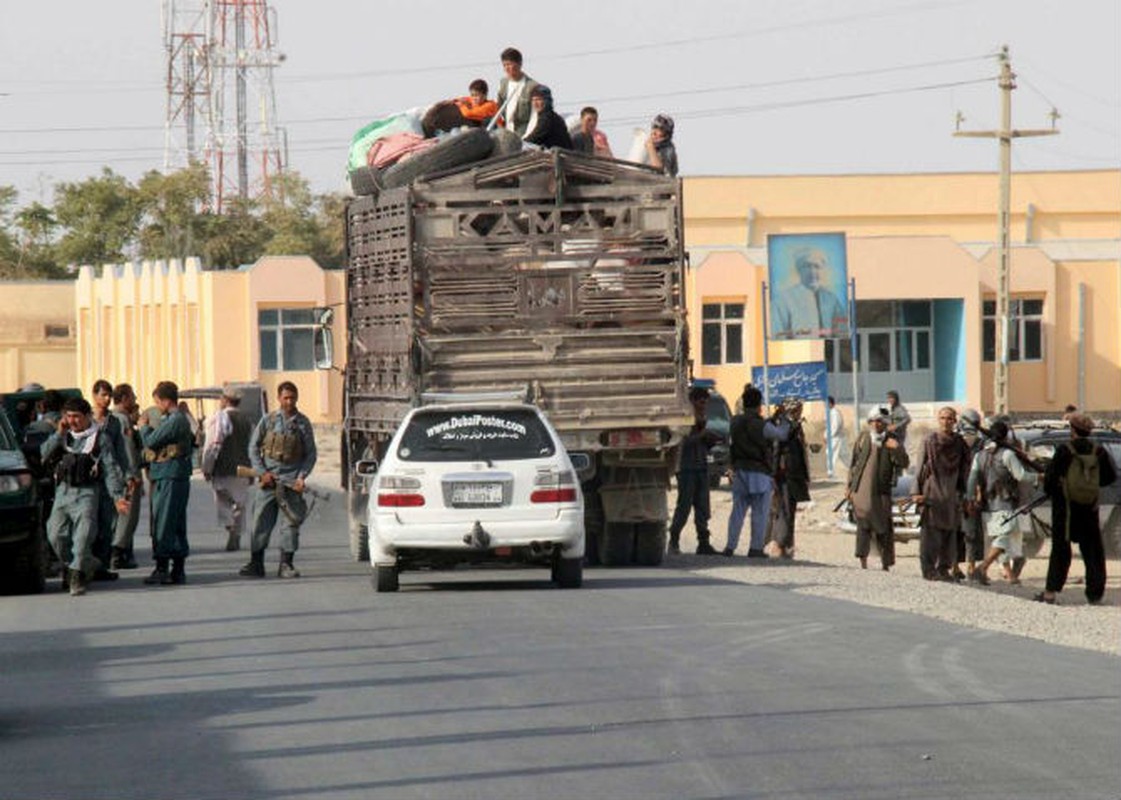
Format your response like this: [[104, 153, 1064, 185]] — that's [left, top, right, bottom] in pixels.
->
[[451, 482, 503, 506]]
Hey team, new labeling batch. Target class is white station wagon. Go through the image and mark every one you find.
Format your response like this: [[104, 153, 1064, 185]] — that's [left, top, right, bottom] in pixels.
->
[[361, 399, 585, 592]]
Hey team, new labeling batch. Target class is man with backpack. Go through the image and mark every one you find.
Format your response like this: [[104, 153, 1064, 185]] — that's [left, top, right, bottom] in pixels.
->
[[1036, 414, 1117, 604], [968, 420, 1039, 585]]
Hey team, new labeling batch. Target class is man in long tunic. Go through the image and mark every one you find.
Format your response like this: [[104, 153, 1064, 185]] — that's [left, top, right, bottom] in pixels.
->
[[766, 397, 810, 559], [201, 385, 254, 551], [848, 408, 909, 570], [140, 381, 195, 585], [913, 407, 972, 580], [967, 420, 1037, 585]]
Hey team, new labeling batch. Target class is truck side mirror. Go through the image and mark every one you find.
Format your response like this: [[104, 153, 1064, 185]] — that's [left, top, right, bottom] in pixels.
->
[[313, 326, 334, 370]]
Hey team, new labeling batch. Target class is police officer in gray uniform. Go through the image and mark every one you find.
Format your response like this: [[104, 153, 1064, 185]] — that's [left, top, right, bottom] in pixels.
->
[[240, 381, 317, 578], [41, 397, 129, 596], [140, 381, 195, 586]]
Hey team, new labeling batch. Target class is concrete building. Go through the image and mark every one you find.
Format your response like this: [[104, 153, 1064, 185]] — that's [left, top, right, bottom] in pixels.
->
[[683, 169, 1120, 417], [75, 256, 346, 423], [0, 281, 77, 392]]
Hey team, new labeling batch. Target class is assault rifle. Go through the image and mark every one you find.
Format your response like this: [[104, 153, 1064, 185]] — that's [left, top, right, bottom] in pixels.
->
[[235, 466, 330, 502], [1000, 492, 1049, 526]]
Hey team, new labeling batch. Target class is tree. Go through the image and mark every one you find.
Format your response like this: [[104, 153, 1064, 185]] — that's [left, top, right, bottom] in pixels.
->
[[259, 172, 324, 259], [311, 191, 347, 269], [137, 162, 211, 260], [14, 202, 64, 278], [197, 198, 271, 269], [53, 168, 142, 267], [0, 186, 21, 277]]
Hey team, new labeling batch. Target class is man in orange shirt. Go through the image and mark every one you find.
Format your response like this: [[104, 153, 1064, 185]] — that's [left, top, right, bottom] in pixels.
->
[[457, 79, 498, 127]]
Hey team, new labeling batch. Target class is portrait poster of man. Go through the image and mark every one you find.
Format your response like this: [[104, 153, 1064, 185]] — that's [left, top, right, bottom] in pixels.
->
[[767, 232, 850, 341]]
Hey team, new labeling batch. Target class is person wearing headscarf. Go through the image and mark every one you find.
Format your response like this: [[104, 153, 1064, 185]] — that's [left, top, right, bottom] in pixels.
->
[[644, 114, 678, 176], [765, 397, 810, 559], [966, 419, 1038, 585], [523, 85, 573, 150], [913, 407, 972, 580], [847, 407, 909, 571]]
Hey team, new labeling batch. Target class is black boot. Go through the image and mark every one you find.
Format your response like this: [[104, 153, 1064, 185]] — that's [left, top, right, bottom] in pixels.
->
[[169, 557, 186, 585], [239, 551, 266, 578], [667, 535, 681, 554], [144, 557, 170, 585], [695, 535, 718, 555]]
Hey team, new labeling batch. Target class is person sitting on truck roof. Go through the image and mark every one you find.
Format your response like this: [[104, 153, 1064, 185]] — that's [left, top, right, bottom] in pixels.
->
[[524, 85, 573, 150], [571, 107, 613, 158], [494, 47, 539, 137], [457, 79, 499, 127], [645, 114, 679, 177]]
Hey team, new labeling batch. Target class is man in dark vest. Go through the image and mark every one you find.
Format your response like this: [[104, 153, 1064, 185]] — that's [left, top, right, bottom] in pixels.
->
[[240, 382, 318, 579], [1036, 413, 1117, 604], [41, 397, 129, 596], [766, 397, 810, 560], [201, 384, 254, 551], [140, 381, 195, 585]]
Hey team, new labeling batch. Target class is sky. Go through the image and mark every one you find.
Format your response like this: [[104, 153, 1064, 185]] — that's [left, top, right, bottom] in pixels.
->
[[1, 0, 1118, 206]]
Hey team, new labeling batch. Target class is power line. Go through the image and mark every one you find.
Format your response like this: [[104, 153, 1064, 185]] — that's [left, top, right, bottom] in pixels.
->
[[274, 0, 973, 85]]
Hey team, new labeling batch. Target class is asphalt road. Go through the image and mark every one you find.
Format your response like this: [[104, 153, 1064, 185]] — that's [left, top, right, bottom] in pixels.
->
[[2, 475, 1119, 800]]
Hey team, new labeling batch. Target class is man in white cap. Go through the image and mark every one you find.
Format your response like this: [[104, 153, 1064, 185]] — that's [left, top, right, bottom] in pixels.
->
[[846, 407, 909, 570], [201, 384, 254, 551]]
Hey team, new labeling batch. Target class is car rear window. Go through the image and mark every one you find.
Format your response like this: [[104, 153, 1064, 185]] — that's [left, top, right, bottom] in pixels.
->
[[397, 409, 557, 462], [0, 414, 18, 450]]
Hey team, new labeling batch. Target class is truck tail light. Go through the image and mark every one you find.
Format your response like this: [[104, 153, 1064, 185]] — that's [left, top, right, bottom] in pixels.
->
[[603, 429, 663, 448], [377, 475, 425, 507]]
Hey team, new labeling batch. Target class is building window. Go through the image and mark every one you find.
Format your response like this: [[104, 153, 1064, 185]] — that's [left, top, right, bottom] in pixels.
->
[[983, 298, 1043, 362], [701, 302, 744, 365], [259, 308, 317, 371], [44, 324, 70, 338]]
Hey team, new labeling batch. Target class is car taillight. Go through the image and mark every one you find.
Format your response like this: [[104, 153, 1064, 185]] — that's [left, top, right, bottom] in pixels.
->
[[378, 493, 426, 507], [377, 475, 425, 507], [532, 468, 576, 503], [531, 488, 578, 504]]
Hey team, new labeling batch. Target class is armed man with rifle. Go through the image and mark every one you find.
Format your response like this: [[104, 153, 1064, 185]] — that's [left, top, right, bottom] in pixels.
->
[[1035, 413, 1117, 604], [239, 382, 318, 579], [966, 419, 1042, 586]]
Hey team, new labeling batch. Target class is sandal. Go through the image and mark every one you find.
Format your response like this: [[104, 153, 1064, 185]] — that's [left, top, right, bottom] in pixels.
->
[[1032, 592, 1057, 605]]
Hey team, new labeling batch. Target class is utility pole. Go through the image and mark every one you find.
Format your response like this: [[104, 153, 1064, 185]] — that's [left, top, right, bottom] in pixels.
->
[[955, 45, 1058, 416]]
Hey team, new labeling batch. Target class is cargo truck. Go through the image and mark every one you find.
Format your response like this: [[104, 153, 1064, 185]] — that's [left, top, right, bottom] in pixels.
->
[[337, 149, 692, 567]]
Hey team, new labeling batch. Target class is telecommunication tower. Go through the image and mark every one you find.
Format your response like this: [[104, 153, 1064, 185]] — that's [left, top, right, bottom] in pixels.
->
[[163, 0, 287, 212]]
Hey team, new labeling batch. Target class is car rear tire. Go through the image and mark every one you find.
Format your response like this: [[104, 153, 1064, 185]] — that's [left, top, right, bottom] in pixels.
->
[[554, 556, 583, 588], [599, 521, 635, 566], [633, 521, 667, 566], [374, 564, 399, 593]]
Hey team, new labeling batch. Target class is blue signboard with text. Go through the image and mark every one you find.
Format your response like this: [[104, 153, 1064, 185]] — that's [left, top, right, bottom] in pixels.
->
[[751, 361, 829, 403]]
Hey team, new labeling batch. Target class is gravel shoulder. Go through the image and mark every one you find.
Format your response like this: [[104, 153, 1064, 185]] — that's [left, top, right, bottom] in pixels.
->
[[667, 477, 1121, 657], [311, 427, 1118, 657]]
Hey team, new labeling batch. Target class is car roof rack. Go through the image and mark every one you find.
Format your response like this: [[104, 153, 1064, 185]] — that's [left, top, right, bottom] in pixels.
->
[[419, 391, 529, 406]]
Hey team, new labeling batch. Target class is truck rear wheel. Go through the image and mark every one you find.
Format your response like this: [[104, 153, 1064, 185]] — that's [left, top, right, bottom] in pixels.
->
[[633, 521, 667, 566], [553, 556, 583, 588], [599, 521, 635, 566], [348, 488, 370, 563], [374, 564, 399, 593], [582, 479, 604, 566]]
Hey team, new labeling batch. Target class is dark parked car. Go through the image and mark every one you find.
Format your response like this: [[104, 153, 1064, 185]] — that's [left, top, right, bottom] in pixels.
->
[[0, 412, 46, 594]]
